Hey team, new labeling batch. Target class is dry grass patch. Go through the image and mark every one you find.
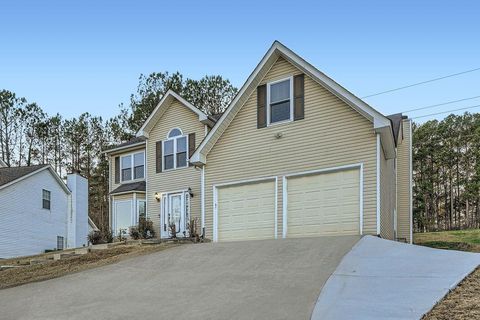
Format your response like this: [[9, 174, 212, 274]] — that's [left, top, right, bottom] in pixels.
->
[[423, 267, 480, 320], [0, 243, 179, 290]]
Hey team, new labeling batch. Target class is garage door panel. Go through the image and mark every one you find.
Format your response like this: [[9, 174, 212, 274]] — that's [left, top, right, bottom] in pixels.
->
[[287, 168, 360, 238], [217, 180, 276, 242]]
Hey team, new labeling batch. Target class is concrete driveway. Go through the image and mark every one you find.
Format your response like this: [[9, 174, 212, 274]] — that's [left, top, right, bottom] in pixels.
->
[[0, 236, 359, 320], [312, 236, 480, 320]]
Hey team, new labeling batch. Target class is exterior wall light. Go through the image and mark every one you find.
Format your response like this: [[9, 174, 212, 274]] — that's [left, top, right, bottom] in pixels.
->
[[154, 192, 161, 202]]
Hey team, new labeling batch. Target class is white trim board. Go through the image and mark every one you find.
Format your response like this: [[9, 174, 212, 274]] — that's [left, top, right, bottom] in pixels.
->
[[190, 41, 395, 165], [0, 165, 71, 194], [137, 90, 214, 138], [213, 176, 278, 242], [282, 163, 364, 238]]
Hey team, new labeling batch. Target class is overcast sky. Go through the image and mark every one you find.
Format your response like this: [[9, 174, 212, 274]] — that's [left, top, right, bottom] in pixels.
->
[[1, 1, 479, 123]]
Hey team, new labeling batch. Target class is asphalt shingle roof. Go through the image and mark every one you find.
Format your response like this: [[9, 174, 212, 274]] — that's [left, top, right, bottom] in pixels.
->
[[110, 181, 146, 195], [105, 136, 146, 153], [0, 164, 49, 187]]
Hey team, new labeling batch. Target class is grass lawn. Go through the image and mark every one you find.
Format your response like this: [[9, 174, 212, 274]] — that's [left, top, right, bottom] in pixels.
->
[[0, 242, 180, 290], [414, 229, 480, 252], [415, 229, 480, 320]]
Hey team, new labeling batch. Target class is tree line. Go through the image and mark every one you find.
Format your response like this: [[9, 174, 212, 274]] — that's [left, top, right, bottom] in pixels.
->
[[413, 112, 480, 232], [0, 72, 237, 231]]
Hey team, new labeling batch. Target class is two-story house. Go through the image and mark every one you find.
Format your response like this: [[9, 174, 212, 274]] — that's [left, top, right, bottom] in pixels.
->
[[106, 92, 215, 238], [106, 41, 412, 243]]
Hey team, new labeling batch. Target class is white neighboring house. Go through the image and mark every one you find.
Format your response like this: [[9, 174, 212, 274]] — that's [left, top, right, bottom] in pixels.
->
[[0, 164, 89, 258]]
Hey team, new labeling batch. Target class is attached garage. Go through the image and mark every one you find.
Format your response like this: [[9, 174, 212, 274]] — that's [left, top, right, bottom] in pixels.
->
[[284, 167, 362, 238], [215, 179, 277, 242]]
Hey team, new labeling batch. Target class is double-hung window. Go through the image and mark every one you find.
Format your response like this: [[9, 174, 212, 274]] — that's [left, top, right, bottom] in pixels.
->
[[121, 151, 145, 182], [163, 128, 188, 170], [42, 189, 51, 210], [267, 77, 293, 125]]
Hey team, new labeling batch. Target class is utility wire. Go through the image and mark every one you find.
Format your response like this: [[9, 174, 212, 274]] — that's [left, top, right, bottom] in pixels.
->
[[411, 104, 480, 119], [361, 67, 480, 99], [401, 95, 480, 113]]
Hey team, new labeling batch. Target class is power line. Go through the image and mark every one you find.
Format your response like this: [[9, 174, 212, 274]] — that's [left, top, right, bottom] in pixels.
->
[[401, 95, 480, 113], [411, 104, 480, 119], [361, 67, 480, 99]]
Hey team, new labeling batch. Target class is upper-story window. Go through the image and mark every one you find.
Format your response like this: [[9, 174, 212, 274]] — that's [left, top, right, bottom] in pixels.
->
[[42, 189, 51, 210], [121, 151, 145, 182], [267, 77, 293, 125], [163, 128, 188, 171]]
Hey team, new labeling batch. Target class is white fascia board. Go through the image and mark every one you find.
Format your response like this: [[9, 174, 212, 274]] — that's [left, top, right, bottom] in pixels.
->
[[104, 141, 146, 155], [375, 125, 396, 159], [0, 165, 71, 194], [136, 90, 211, 138], [191, 41, 394, 165]]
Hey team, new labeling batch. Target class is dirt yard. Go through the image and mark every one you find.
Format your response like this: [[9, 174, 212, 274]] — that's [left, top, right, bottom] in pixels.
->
[[417, 230, 480, 320], [0, 243, 180, 290]]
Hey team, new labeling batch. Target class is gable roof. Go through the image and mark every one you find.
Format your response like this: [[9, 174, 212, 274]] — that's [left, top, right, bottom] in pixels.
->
[[136, 90, 215, 138], [0, 164, 71, 193], [190, 41, 396, 165]]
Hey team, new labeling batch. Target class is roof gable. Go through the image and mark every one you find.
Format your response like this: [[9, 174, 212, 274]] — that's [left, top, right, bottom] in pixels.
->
[[0, 165, 71, 193], [136, 90, 214, 138], [191, 41, 395, 165]]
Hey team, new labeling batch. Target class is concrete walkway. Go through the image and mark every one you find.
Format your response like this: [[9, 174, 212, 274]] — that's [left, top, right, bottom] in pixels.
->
[[312, 236, 480, 320], [0, 236, 358, 320]]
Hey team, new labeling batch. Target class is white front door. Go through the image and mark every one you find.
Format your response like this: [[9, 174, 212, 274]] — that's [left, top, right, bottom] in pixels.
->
[[162, 193, 186, 238]]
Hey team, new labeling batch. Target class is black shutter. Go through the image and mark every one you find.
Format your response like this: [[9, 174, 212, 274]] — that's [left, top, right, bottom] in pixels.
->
[[156, 141, 162, 173], [114, 156, 120, 184], [257, 84, 267, 128], [294, 74, 304, 121], [188, 133, 196, 166]]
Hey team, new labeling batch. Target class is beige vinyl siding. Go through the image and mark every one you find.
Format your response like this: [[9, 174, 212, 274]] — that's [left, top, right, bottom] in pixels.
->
[[379, 145, 396, 240], [397, 119, 412, 243], [108, 145, 146, 193], [146, 99, 206, 234], [204, 57, 378, 239]]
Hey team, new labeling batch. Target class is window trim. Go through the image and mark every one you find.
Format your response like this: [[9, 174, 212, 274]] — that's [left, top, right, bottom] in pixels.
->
[[137, 199, 147, 221], [266, 76, 294, 126], [162, 128, 189, 171], [42, 189, 51, 210], [120, 150, 145, 183]]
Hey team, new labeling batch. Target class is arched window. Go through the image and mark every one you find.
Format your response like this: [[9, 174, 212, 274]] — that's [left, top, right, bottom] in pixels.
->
[[163, 128, 188, 170], [168, 128, 182, 138]]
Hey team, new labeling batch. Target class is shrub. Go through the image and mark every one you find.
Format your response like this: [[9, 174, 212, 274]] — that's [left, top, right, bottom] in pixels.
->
[[117, 228, 127, 242], [168, 222, 177, 239], [88, 230, 104, 245], [129, 226, 141, 240], [102, 228, 114, 243], [187, 217, 200, 242], [138, 217, 156, 239]]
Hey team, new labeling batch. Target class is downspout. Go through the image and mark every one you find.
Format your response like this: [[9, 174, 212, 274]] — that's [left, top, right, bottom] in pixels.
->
[[201, 165, 205, 238], [409, 120, 413, 244], [376, 133, 381, 236]]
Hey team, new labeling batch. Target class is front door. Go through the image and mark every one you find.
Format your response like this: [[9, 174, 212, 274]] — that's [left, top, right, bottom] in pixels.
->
[[162, 193, 186, 238]]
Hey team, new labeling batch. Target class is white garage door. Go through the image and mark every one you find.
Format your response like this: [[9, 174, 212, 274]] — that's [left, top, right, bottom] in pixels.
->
[[216, 180, 276, 242], [286, 168, 360, 238]]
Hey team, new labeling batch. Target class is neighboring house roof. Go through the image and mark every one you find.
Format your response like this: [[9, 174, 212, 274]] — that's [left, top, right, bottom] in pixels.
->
[[104, 136, 146, 154], [0, 164, 71, 193], [136, 90, 216, 138], [191, 41, 396, 165], [110, 180, 146, 195]]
